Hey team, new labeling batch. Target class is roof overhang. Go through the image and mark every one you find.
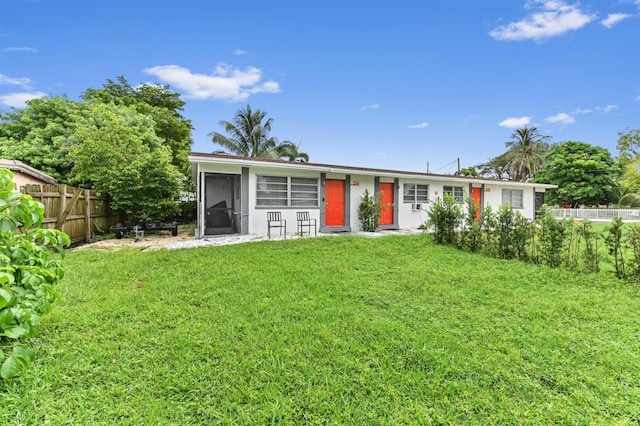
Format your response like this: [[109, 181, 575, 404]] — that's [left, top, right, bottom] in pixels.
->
[[0, 159, 57, 184], [188, 153, 557, 189]]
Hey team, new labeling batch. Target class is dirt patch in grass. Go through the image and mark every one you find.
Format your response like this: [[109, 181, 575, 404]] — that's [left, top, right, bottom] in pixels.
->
[[71, 227, 195, 252]]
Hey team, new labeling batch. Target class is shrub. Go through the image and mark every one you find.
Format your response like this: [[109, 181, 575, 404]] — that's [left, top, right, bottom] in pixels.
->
[[534, 208, 570, 268], [604, 217, 626, 279], [576, 219, 600, 274], [460, 196, 483, 253], [426, 194, 464, 245], [491, 204, 531, 261], [480, 205, 498, 257], [0, 168, 69, 379], [358, 189, 384, 232], [176, 200, 197, 223], [626, 224, 640, 281]]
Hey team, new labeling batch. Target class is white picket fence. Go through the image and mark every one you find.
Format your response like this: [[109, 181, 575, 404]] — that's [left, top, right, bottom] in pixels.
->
[[551, 208, 640, 221]]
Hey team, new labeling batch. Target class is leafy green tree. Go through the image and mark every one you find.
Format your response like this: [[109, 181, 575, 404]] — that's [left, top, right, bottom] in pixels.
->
[[504, 127, 552, 182], [69, 103, 182, 223], [533, 141, 619, 207], [459, 166, 480, 177], [0, 97, 81, 182], [82, 76, 193, 174], [616, 128, 640, 166], [0, 95, 183, 222], [615, 129, 640, 204], [0, 168, 69, 379], [474, 153, 511, 180], [210, 105, 308, 161]]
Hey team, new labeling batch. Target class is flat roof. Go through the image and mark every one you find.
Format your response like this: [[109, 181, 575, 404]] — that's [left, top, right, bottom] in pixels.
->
[[189, 152, 557, 189]]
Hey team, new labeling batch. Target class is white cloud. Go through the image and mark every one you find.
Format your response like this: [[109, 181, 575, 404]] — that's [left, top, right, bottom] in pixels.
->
[[573, 104, 617, 114], [499, 116, 531, 128], [596, 104, 618, 113], [143, 63, 280, 101], [360, 104, 380, 111], [489, 0, 596, 41], [0, 74, 32, 89], [0, 91, 47, 108], [3, 47, 38, 53], [233, 49, 247, 56], [601, 13, 631, 28], [546, 112, 575, 124], [408, 122, 429, 129]]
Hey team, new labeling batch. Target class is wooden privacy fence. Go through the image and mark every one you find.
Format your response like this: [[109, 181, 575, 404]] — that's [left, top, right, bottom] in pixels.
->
[[20, 184, 119, 244]]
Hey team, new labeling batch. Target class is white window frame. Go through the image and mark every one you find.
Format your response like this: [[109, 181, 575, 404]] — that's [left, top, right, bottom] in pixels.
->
[[443, 185, 464, 203], [502, 189, 524, 209], [256, 175, 319, 207], [403, 183, 429, 203]]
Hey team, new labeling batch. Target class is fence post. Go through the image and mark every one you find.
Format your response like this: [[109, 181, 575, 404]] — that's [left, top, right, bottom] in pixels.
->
[[58, 184, 67, 233], [84, 189, 91, 243]]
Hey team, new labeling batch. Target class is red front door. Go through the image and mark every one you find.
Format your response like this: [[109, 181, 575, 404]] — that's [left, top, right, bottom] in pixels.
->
[[325, 179, 345, 226], [472, 187, 482, 221], [379, 182, 393, 225]]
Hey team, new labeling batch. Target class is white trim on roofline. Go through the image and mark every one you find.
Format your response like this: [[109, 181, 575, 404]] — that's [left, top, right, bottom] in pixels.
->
[[188, 153, 557, 189]]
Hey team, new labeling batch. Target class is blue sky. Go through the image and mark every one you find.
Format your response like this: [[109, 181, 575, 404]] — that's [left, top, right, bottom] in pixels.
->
[[1, 0, 639, 174]]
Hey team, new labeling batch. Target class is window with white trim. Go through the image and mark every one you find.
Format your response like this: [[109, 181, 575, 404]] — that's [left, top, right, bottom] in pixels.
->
[[443, 185, 464, 203], [403, 183, 429, 203], [502, 189, 524, 209], [256, 176, 319, 207]]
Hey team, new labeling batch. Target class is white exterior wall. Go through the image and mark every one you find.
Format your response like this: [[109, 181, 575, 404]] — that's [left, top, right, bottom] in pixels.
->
[[483, 184, 536, 219], [191, 155, 555, 239], [250, 166, 323, 236], [346, 174, 374, 232], [397, 178, 431, 230]]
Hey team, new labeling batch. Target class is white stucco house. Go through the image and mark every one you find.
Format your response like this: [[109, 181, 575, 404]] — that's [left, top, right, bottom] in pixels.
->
[[189, 153, 556, 239]]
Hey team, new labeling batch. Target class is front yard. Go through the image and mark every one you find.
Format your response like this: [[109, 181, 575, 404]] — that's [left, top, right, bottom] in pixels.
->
[[2, 235, 639, 424]]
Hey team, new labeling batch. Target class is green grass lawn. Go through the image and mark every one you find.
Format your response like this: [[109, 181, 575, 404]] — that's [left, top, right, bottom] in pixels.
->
[[2, 235, 640, 425]]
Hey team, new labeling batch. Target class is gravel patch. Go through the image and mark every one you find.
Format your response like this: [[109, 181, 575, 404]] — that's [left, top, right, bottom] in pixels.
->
[[165, 228, 423, 250], [73, 229, 425, 252]]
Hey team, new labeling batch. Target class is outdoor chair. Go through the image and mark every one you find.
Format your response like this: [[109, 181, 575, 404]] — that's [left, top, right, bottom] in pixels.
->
[[296, 211, 317, 236], [267, 211, 286, 239]]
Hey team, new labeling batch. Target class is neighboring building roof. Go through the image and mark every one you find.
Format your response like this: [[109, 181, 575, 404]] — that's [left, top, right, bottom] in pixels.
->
[[0, 159, 57, 184], [188, 152, 556, 189]]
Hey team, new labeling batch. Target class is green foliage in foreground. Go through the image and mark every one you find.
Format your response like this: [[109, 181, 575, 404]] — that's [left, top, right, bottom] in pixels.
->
[[0, 169, 69, 380], [425, 196, 640, 281], [2, 236, 640, 424]]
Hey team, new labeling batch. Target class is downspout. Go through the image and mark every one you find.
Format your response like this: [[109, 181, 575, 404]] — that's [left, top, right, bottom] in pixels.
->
[[198, 165, 205, 239]]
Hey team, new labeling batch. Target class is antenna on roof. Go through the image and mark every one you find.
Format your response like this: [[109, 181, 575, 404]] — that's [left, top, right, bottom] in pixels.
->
[[426, 162, 430, 173]]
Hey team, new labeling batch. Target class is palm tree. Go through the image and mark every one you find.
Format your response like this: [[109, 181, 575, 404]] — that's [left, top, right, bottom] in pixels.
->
[[209, 105, 308, 161], [277, 141, 309, 162], [504, 127, 551, 181]]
